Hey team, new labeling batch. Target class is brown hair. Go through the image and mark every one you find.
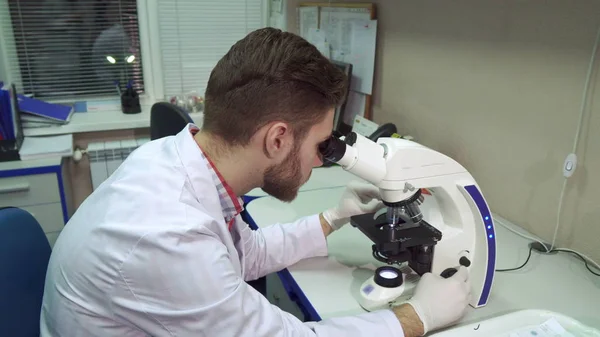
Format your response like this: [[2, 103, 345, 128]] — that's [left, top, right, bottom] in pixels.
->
[[202, 27, 349, 146]]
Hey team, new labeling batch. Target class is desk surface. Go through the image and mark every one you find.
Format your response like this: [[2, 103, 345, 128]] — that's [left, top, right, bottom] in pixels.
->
[[0, 156, 62, 170], [23, 107, 203, 136], [246, 187, 600, 330]]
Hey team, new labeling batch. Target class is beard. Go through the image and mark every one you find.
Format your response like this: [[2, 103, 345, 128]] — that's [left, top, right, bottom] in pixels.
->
[[262, 144, 305, 202]]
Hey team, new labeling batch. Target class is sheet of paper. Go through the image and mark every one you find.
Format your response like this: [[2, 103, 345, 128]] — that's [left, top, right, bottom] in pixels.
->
[[348, 20, 377, 94], [506, 318, 576, 337], [19, 134, 73, 159], [298, 7, 318, 40], [307, 28, 330, 58], [319, 8, 369, 59], [318, 7, 377, 95], [352, 114, 379, 137]]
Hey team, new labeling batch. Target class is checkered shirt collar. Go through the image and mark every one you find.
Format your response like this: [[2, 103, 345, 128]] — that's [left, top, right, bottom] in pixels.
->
[[190, 126, 243, 225]]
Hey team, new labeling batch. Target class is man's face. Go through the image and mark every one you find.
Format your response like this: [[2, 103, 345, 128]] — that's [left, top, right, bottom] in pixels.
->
[[262, 109, 335, 202]]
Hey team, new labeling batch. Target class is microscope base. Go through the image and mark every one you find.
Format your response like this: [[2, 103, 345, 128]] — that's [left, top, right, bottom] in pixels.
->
[[357, 265, 420, 312]]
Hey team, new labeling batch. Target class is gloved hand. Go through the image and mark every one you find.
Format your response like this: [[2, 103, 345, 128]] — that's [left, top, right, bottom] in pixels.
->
[[405, 266, 471, 335], [322, 181, 385, 231]]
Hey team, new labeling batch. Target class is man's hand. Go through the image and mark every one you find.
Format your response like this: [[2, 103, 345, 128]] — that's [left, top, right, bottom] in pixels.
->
[[321, 181, 384, 231], [399, 266, 471, 336]]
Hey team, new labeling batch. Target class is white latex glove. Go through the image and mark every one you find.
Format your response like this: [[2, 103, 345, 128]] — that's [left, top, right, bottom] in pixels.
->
[[322, 181, 385, 231], [406, 266, 471, 335]]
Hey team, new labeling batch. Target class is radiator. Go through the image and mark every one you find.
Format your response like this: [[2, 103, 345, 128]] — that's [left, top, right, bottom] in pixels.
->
[[87, 137, 151, 190]]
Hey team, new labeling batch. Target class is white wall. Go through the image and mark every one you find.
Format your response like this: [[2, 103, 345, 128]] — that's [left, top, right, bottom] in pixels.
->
[[286, 0, 600, 262]]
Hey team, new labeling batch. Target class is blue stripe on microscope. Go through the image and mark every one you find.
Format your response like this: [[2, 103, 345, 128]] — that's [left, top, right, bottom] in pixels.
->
[[464, 185, 496, 306]]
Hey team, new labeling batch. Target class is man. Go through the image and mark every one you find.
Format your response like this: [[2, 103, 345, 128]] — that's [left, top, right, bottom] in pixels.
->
[[41, 28, 470, 337]]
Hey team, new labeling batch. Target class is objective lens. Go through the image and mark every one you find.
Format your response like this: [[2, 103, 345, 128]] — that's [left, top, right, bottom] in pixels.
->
[[387, 207, 403, 226], [403, 202, 423, 223]]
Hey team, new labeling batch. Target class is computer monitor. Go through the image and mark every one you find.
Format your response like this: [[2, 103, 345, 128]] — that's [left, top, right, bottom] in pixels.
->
[[331, 60, 353, 138]]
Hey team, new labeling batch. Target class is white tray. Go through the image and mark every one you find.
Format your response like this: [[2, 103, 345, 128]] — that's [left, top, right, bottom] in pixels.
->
[[431, 309, 600, 336]]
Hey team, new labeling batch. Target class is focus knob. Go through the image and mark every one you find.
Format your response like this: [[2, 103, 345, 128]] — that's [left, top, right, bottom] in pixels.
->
[[459, 256, 471, 267], [440, 268, 457, 279]]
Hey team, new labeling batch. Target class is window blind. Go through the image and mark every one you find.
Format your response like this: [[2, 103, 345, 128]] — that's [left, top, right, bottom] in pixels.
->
[[157, 0, 266, 99], [0, 0, 144, 99]]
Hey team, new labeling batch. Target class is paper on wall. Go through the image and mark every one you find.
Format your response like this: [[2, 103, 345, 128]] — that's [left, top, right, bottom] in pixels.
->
[[318, 9, 377, 95], [298, 7, 318, 40], [318, 8, 368, 59], [307, 28, 330, 58], [299, 7, 377, 96], [347, 20, 377, 95]]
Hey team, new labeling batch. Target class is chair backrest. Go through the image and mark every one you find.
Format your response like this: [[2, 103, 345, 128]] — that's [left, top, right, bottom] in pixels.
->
[[0, 207, 51, 337], [150, 102, 194, 140]]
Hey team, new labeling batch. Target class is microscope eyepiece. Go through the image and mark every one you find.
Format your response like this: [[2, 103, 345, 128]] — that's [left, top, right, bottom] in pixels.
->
[[318, 132, 386, 184], [318, 135, 347, 163]]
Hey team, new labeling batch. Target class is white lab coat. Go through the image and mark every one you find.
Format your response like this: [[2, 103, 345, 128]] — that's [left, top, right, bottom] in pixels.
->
[[40, 125, 405, 337]]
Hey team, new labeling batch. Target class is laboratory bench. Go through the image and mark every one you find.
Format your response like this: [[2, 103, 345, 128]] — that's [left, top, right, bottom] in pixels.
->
[[0, 157, 71, 247], [243, 166, 600, 333]]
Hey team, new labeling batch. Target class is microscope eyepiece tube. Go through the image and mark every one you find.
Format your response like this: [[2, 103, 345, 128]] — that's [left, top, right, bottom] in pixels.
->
[[319, 133, 387, 185], [319, 136, 347, 162], [319, 135, 358, 167]]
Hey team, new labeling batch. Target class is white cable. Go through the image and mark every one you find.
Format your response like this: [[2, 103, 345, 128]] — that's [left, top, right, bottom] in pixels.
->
[[552, 248, 600, 271], [550, 23, 600, 251], [572, 25, 600, 155], [550, 178, 568, 251]]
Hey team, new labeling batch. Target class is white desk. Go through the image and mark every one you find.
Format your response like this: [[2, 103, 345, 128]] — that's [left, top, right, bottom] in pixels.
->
[[245, 187, 600, 331], [23, 106, 204, 136]]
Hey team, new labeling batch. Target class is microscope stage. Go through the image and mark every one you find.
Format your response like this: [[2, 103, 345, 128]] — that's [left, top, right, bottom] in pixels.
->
[[350, 212, 443, 267], [350, 213, 442, 247]]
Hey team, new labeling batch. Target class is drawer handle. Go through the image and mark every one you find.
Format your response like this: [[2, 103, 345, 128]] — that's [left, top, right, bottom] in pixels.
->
[[0, 182, 31, 194]]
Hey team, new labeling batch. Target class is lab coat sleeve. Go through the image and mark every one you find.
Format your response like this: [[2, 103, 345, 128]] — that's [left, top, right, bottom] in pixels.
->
[[110, 227, 405, 337], [240, 213, 328, 281]]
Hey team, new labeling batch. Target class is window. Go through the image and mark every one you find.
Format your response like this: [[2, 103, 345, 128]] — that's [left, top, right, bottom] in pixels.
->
[[155, 0, 266, 100], [0, 0, 144, 99]]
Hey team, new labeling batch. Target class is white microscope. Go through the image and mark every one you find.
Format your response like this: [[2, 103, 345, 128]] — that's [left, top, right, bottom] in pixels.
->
[[319, 132, 496, 311]]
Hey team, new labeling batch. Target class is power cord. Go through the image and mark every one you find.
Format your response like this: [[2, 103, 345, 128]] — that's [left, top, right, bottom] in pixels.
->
[[496, 243, 600, 277], [552, 248, 600, 277], [496, 245, 534, 272]]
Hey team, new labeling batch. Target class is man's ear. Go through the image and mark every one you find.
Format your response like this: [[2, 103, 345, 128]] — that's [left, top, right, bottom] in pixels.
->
[[263, 122, 292, 159]]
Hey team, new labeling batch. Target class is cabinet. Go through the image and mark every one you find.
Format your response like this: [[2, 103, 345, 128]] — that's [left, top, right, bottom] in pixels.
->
[[0, 157, 71, 247]]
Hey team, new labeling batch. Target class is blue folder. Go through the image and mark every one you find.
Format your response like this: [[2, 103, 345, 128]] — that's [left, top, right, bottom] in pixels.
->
[[17, 94, 73, 124], [0, 87, 14, 140]]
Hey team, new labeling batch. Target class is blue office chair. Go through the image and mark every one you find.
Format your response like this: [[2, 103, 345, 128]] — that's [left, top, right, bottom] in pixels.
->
[[150, 102, 194, 140], [0, 207, 51, 337]]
